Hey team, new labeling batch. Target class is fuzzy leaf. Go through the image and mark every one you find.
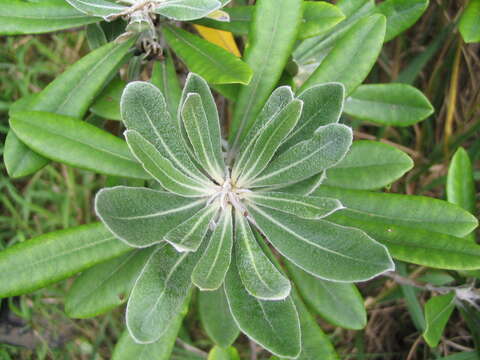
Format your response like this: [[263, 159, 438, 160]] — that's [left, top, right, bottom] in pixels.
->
[[64, 0, 126, 19], [224, 262, 301, 358], [199, 289, 239, 348], [95, 186, 205, 248], [423, 292, 456, 347], [234, 212, 291, 300], [247, 192, 343, 220], [192, 208, 233, 290], [155, 0, 221, 21], [252, 124, 352, 187], [248, 204, 394, 282]]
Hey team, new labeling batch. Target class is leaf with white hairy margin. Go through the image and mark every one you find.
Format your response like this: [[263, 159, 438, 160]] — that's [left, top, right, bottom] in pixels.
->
[[65, 0, 126, 19], [234, 211, 291, 300], [95, 186, 205, 248], [155, 0, 221, 21]]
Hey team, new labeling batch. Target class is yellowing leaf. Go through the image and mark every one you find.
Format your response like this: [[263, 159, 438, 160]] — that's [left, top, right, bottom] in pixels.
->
[[194, 24, 241, 57]]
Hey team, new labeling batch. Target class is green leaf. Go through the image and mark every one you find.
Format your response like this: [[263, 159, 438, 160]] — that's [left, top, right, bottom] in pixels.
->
[[208, 346, 240, 360], [299, 14, 386, 95], [344, 83, 434, 126], [9, 111, 148, 179], [194, 6, 252, 36], [6, 39, 134, 177], [165, 204, 219, 252], [125, 130, 213, 197], [95, 186, 205, 248], [126, 244, 200, 343], [192, 209, 233, 290], [315, 186, 478, 237], [198, 288, 239, 348], [397, 261, 425, 331], [155, 0, 221, 21], [4, 130, 47, 179], [86, 23, 108, 50], [375, 0, 429, 41], [64, 0, 126, 19], [234, 212, 291, 300], [248, 205, 394, 282], [0, 223, 131, 297], [281, 83, 344, 151], [251, 124, 352, 188], [151, 54, 182, 119], [163, 25, 252, 85], [423, 292, 456, 347], [286, 261, 366, 330], [90, 78, 125, 120], [234, 99, 303, 185], [121, 81, 209, 184], [113, 296, 190, 360], [65, 249, 152, 318], [181, 93, 225, 181], [229, 0, 303, 149], [299, 2, 346, 40], [0, 0, 98, 35], [248, 192, 343, 220], [459, 0, 480, 43], [323, 141, 414, 190], [224, 261, 301, 358], [447, 147, 476, 240]]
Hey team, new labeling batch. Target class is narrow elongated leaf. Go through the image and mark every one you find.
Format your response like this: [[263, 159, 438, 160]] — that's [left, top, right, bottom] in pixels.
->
[[121, 81, 209, 184], [235, 99, 303, 185], [198, 289, 239, 348], [155, 0, 221, 21], [65, 249, 152, 318], [5, 39, 134, 177], [323, 141, 413, 190], [65, 0, 126, 19], [126, 244, 200, 343], [315, 186, 478, 237], [224, 262, 301, 358], [192, 208, 233, 290], [235, 212, 291, 300], [95, 186, 205, 248], [151, 54, 182, 119], [90, 78, 125, 121], [248, 192, 343, 219], [194, 25, 241, 56], [344, 83, 434, 126], [86, 23, 108, 50], [165, 204, 219, 252], [10, 111, 148, 179], [3, 130, 46, 179], [193, 6, 252, 36], [182, 93, 225, 181], [252, 124, 352, 187], [0, 223, 131, 297], [397, 261, 426, 332], [447, 148, 476, 236], [286, 261, 366, 330], [125, 130, 212, 197], [299, 14, 386, 95], [281, 83, 344, 151], [423, 292, 456, 347], [300, 2, 346, 40], [163, 25, 252, 85], [248, 204, 394, 282], [229, 0, 303, 149], [459, 0, 480, 43], [0, 0, 98, 35]]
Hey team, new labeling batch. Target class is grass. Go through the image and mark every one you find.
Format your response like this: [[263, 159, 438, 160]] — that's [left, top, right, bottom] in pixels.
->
[[1, 0, 479, 359]]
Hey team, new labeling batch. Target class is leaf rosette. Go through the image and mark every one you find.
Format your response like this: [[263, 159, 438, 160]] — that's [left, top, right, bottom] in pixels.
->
[[95, 73, 394, 357]]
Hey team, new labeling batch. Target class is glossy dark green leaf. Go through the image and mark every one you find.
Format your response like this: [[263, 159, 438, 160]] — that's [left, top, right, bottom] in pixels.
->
[[459, 0, 480, 43], [9, 111, 148, 179], [423, 292, 456, 347], [299, 14, 386, 96], [323, 141, 413, 190], [0, 0, 98, 35], [224, 261, 301, 358], [198, 288, 239, 348], [344, 83, 434, 126], [90, 78, 125, 120], [65, 249, 152, 318], [286, 261, 366, 330], [0, 223, 131, 297], [229, 0, 303, 149], [163, 25, 252, 85], [95, 186, 205, 248]]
